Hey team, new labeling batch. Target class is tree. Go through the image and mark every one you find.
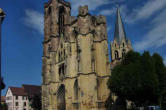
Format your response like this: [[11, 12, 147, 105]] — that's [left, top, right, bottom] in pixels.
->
[[31, 94, 41, 110], [152, 53, 166, 109], [107, 51, 165, 107], [0, 103, 8, 110], [0, 77, 5, 90]]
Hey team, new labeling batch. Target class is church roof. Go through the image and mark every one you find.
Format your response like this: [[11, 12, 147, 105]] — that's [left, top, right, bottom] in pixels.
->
[[114, 8, 127, 44]]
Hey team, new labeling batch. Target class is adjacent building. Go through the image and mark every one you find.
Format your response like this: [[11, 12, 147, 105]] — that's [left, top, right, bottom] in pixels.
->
[[110, 8, 132, 69], [5, 85, 41, 110]]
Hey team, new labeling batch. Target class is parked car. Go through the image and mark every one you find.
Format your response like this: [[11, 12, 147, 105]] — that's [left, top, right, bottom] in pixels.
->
[[145, 106, 162, 110]]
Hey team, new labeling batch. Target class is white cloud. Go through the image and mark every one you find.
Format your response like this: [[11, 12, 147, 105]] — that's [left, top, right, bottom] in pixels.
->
[[99, 8, 116, 16], [134, 9, 166, 51], [98, 4, 128, 17], [24, 9, 44, 35], [68, 0, 125, 15], [163, 56, 166, 65], [126, 0, 166, 23], [164, 60, 166, 66]]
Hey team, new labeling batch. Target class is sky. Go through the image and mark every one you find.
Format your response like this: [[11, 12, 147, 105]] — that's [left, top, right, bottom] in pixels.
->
[[0, 0, 166, 95]]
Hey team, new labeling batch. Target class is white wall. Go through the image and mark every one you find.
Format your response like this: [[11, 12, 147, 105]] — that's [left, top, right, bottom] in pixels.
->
[[5, 88, 32, 110]]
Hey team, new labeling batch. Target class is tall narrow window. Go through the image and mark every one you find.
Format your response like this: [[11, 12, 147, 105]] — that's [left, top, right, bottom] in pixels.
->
[[74, 79, 78, 100], [122, 49, 126, 57], [48, 7, 52, 15], [123, 42, 125, 47], [59, 6, 65, 35], [115, 50, 119, 59]]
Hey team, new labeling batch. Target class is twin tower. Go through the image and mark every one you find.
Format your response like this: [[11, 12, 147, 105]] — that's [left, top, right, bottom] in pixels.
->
[[42, 0, 132, 110]]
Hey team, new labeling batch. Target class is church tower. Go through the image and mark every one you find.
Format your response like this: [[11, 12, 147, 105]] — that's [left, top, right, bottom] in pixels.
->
[[42, 0, 111, 110], [111, 8, 132, 64]]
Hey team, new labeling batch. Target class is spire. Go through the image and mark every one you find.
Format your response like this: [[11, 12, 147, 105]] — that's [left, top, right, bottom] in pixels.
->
[[114, 8, 127, 44]]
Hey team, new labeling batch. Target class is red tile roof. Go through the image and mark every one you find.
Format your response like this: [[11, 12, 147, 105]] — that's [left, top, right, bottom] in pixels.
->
[[9, 87, 27, 96], [8, 85, 41, 97], [22, 85, 41, 97]]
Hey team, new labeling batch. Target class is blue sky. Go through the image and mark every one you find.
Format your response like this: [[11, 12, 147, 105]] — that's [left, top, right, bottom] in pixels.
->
[[1, 0, 166, 95]]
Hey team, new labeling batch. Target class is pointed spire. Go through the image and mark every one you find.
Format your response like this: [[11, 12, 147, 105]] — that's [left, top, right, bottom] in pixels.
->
[[114, 8, 127, 44]]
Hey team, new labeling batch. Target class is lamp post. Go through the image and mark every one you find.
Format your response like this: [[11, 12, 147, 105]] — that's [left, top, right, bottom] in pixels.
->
[[0, 8, 5, 108]]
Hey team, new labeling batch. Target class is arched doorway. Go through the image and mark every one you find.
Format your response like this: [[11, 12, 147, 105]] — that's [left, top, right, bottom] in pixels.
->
[[57, 84, 66, 110]]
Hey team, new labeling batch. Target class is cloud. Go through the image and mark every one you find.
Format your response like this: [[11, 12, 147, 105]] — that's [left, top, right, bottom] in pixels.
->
[[164, 58, 166, 65], [126, 0, 166, 23], [99, 8, 116, 16], [98, 4, 128, 17], [68, 0, 125, 15], [134, 9, 166, 51], [24, 9, 44, 34]]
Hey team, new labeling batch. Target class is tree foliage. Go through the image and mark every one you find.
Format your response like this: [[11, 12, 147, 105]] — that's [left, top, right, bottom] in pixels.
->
[[108, 51, 166, 107], [0, 103, 8, 110], [31, 94, 41, 110]]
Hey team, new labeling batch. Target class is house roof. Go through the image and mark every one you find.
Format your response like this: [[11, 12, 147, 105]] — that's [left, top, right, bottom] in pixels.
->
[[9, 87, 27, 96], [7, 84, 41, 97], [22, 85, 41, 96]]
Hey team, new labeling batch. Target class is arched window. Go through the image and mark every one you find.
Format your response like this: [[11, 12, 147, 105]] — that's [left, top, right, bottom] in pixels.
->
[[115, 50, 119, 59], [74, 79, 79, 100], [59, 6, 65, 35], [123, 42, 125, 47], [48, 6, 52, 15], [115, 43, 116, 47], [122, 49, 126, 57], [57, 85, 66, 110]]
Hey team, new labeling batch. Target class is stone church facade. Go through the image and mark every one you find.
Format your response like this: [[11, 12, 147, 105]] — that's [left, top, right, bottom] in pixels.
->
[[42, 0, 132, 110]]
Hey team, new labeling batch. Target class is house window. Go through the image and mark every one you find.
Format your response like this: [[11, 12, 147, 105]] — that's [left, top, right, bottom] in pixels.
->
[[15, 96, 18, 100], [22, 96, 26, 100], [23, 109, 26, 110], [15, 102, 19, 106], [24, 102, 26, 106]]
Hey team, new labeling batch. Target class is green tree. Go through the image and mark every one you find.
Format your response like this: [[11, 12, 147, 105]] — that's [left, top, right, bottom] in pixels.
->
[[108, 51, 162, 107], [152, 53, 166, 109], [31, 94, 41, 110], [0, 103, 8, 110]]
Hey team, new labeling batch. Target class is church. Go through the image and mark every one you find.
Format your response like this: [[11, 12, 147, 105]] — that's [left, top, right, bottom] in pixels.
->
[[42, 0, 132, 110]]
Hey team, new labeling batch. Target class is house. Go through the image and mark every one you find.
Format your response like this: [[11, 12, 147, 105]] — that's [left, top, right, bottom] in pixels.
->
[[1, 96, 6, 104], [5, 85, 41, 110]]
